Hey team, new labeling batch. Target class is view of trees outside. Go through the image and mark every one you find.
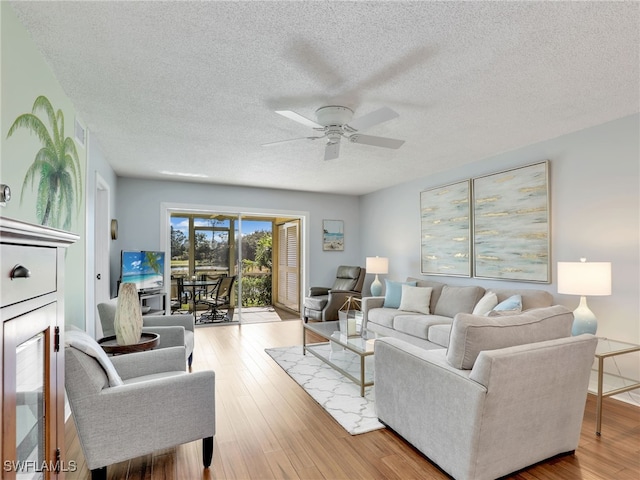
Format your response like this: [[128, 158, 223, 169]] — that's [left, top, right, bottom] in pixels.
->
[[170, 215, 272, 307], [241, 230, 272, 306]]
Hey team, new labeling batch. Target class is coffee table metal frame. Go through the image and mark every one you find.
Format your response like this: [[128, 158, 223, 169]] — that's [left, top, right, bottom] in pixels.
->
[[303, 320, 375, 396]]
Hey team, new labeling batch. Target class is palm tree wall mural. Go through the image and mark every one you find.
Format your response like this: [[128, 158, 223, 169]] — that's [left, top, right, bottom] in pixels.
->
[[7, 95, 83, 230]]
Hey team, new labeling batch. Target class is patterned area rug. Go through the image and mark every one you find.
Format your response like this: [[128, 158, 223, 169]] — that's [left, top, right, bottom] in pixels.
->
[[265, 345, 384, 435]]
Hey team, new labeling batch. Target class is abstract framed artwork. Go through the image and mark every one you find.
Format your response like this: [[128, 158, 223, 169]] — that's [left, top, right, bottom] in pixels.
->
[[472, 161, 550, 283], [420, 180, 471, 276], [323, 219, 344, 251]]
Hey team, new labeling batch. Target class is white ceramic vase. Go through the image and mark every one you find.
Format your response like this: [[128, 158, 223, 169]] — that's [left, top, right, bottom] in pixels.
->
[[114, 283, 143, 345]]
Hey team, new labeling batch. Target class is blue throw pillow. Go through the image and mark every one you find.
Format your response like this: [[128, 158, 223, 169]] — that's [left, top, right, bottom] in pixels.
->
[[383, 280, 417, 308], [492, 294, 522, 312]]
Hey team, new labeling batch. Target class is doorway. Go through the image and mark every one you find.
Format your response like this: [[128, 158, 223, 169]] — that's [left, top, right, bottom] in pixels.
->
[[167, 210, 302, 323], [94, 173, 111, 338]]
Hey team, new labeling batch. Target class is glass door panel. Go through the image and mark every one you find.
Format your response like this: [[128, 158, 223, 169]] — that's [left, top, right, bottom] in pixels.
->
[[15, 332, 45, 480], [194, 218, 231, 279], [239, 218, 272, 309], [170, 216, 190, 278]]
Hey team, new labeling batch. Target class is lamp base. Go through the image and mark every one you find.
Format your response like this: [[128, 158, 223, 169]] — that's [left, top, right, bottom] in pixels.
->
[[571, 296, 597, 336], [370, 275, 383, 296]]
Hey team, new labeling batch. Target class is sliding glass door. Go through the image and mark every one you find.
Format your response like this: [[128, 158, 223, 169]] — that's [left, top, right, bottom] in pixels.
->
[[169, 212, 299, 322]]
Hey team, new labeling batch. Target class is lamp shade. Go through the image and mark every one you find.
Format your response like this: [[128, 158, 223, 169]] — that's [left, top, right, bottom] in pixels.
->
[[366, 256, 388, 275], [557, 261, 611, 296]]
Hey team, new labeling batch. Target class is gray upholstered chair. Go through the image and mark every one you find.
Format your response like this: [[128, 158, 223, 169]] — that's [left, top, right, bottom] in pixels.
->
[[375, 306, 598, 480], [97, 298, 195, 367], [65, 330, 215, 480], [303, 265, 366, 322]]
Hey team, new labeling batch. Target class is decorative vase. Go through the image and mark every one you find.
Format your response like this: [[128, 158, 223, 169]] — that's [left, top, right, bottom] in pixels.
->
[[114, 283, 143, 345]]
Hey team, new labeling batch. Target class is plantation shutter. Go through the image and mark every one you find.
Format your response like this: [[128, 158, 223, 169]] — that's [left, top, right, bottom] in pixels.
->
[[276, 221, 299, 310]]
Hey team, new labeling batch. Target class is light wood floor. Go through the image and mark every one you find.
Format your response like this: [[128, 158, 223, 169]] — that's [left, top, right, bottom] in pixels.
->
[[65, 320, 640, 480]]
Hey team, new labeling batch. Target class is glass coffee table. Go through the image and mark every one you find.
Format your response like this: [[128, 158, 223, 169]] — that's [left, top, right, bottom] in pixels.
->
[[303, 320, 376, 396]]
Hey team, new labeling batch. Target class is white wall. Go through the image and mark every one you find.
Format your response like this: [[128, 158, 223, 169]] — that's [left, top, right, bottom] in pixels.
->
[[115, 178, 361, 297], [360, 114, 640, 400]]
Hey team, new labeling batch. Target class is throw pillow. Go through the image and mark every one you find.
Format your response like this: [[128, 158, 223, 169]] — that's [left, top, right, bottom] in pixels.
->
[[472, 291, 498, 316], [488, 294, 522, 316], [398, 285, 433, 314], [433, 285, 485, 318], [65, 329, 124, 387], [383, 280, 417, 308]]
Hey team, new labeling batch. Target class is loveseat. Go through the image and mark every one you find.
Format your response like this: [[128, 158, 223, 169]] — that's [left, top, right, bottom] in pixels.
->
[[374, 305, 597, 480], [362, 277, 554, 349]]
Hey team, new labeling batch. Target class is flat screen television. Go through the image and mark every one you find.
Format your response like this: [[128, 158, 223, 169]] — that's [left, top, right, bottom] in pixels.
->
[[120, 250, 165, 293]]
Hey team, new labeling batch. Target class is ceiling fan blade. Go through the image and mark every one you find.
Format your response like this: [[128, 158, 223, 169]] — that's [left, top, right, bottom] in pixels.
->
[[324, 141, 340, 161], [345, 106, 399, 132], [261, 136, 322, 147], [349, 134, 405, 149], [275, 110, 323, 129]]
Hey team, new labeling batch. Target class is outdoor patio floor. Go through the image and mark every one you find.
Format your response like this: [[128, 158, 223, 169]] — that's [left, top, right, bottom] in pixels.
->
[[193, 305, 300, 326]]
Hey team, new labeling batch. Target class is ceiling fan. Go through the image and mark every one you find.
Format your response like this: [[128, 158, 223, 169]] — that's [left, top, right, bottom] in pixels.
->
[[262, 105, 405, 161]]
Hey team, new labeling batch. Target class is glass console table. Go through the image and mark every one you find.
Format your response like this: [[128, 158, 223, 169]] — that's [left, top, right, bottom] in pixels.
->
[[591, 338, 640, 435]]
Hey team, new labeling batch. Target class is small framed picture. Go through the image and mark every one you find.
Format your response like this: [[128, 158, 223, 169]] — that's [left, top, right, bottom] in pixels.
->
[[323, 219, 344, 251]]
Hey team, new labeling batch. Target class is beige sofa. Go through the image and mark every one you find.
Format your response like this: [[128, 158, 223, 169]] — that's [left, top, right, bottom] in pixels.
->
[[362, 277, 554, 349], [374, 305, 597, 479]]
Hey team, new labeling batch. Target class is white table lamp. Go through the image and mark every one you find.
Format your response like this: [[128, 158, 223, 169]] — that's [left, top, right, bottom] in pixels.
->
[[557, 258, 611, 336], [366, 256, 389, 296]]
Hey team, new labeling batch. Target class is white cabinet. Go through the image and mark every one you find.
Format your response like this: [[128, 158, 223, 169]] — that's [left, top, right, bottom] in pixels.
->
[[1, 217, 78, 480]]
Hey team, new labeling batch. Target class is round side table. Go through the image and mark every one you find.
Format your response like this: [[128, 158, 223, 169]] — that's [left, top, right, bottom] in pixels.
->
[[98, 332, 160, 354]]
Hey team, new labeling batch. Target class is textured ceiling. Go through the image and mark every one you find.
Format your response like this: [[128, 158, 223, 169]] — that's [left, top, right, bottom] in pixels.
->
[[10, 1, 640, 196]]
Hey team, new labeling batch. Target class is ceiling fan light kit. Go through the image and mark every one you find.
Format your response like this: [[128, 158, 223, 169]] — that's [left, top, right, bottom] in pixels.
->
[[264, 105, 405, 160], [315, 105, 353, 127]]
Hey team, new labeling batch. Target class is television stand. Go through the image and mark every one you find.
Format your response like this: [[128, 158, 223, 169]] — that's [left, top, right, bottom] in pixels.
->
[[139, 291, 167, 315]]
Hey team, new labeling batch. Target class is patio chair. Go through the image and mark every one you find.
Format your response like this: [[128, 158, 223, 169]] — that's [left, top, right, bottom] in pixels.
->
[[170, 276, 191, 313], [197, 275, 236, 323]]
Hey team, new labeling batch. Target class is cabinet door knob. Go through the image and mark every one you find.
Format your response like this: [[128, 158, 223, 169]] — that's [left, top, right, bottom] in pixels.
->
[[10, 264, 31, 279], [97, 273, 102, 280]]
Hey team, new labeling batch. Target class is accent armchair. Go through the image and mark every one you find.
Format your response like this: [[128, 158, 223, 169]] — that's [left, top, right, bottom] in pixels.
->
[[303, 265, 365, 322], [65, 330, 215, 480], [97, 298, 195, 367]]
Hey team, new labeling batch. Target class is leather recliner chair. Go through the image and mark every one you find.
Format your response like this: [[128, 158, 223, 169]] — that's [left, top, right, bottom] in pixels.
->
[[303, 265, 366, 322]]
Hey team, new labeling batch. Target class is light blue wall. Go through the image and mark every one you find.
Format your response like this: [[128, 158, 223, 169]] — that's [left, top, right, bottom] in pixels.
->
[[100, 114, 639, 399], [114, 177, 361, 296], [85, 134, 118, 332], [360, 114, 640, 387]]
